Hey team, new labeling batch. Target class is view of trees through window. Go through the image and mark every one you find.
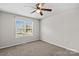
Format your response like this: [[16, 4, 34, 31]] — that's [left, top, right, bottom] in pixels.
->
[[16, 18, 33, 38]]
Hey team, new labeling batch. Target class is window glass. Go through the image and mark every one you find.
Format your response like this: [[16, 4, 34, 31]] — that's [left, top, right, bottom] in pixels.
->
[[16, 18, 33, 38]]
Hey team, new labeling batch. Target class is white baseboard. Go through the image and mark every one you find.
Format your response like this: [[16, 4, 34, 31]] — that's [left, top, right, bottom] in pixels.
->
[[0, 40, 39, 49], [42, 39, 79, 53]]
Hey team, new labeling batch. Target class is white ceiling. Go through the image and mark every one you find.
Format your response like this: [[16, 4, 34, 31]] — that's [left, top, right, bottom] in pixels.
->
[[0, 3, 79, 19]]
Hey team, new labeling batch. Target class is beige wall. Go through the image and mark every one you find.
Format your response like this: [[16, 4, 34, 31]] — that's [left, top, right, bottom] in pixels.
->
[[0, 11, 40, 49], [41, 8, 79, 52]]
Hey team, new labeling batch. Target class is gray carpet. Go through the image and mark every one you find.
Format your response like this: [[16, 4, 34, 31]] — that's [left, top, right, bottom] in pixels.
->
[[0, 40, 79, 56]]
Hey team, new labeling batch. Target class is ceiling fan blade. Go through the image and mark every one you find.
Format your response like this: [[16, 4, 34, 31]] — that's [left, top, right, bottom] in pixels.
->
[[31, 10, 36, 13], [36, 3, 40, 9], [38, 3, 44, 8], [40, 12, 43, 16], [41, 8, 52, 11], [36, 3, 45, 9]]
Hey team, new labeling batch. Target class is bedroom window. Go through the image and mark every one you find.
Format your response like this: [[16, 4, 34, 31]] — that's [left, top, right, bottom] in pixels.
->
[[16, 18, 33, 38]]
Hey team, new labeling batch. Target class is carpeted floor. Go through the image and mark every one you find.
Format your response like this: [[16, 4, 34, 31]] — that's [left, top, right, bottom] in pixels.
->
[[0, 40, 79, 56]]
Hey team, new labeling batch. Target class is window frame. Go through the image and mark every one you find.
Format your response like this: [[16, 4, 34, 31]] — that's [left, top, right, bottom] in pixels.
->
[[15, 16, 33, 38]]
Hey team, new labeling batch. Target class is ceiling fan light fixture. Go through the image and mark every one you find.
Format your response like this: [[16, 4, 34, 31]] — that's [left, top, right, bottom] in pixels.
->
[[30, 3, 52, 16], [36, 9, 41, 13], [39, 3, 43, 8]]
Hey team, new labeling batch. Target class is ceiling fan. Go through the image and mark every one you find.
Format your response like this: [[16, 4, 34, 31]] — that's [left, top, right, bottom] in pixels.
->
[[31, 3, 52, 16]]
